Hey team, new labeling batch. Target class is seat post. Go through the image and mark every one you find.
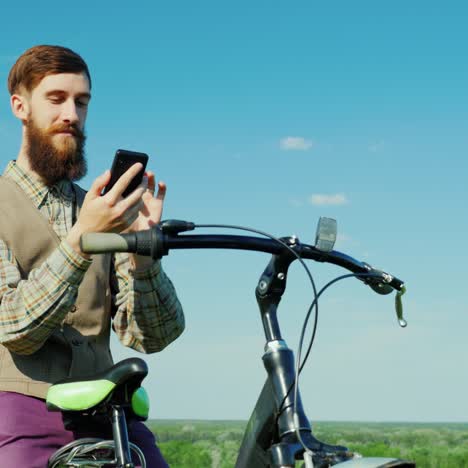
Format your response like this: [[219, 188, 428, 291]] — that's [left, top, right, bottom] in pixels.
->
[[111, 406, 134, 468]]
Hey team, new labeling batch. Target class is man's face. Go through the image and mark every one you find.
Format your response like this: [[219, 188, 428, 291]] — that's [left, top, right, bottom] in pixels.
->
[[23, 72, 91, 186]]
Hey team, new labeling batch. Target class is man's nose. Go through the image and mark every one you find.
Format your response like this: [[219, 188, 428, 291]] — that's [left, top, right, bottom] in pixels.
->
[[61, 100, 80, 124]]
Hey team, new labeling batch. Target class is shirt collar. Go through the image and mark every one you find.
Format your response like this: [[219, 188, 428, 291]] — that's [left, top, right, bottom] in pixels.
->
[[3, 160, 74, 208]]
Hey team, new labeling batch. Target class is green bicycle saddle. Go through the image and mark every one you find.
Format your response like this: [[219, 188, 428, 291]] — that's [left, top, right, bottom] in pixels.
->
[[46, 358, 149, 418]]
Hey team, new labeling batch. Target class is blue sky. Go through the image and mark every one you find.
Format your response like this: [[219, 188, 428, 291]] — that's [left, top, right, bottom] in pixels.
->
[[0, 2, 467, 422]]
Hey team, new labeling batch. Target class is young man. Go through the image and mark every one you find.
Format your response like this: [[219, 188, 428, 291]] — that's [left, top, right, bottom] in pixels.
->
[[0, 45, 184, 467]]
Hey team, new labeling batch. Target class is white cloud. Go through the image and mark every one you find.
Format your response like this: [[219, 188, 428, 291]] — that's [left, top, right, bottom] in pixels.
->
[[309, 193, 349, 206], [280, 136, 313, 151]]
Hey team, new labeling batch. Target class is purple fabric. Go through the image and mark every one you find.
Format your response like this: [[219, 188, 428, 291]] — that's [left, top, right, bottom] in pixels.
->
[[0, 392, 168, 468]]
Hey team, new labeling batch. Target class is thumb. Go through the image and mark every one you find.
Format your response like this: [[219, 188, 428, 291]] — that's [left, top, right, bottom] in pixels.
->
[[89, 170, 111, 197]]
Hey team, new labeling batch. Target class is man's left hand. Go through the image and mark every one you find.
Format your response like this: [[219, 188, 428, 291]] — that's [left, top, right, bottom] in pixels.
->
[[128, 171, 167, 269]]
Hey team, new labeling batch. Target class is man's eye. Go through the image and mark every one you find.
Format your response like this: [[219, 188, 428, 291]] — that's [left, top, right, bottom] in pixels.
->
[[76, 100, 89, 108], [49, 97, 63, 104]]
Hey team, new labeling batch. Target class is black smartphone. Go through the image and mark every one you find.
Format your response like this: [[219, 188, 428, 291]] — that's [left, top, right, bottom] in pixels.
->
[[102, 149, 149, 198]]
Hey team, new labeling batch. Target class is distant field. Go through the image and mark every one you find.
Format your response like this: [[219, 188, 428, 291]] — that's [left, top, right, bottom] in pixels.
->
[[146, 419, 468, 467]]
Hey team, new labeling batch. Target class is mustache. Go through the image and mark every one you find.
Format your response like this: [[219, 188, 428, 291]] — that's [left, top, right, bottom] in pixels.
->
[[46, 123, 85, 140]]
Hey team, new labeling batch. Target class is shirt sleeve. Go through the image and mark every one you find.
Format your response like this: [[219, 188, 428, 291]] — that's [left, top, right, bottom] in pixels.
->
[[111, 252, 185, 353], [0, 239, 92, 355]]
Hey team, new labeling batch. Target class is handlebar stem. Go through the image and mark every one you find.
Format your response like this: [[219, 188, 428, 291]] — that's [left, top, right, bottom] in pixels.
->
[[256, 244, 297, 341], [256, 250, 312, 439], [258, 302, 283, 342]]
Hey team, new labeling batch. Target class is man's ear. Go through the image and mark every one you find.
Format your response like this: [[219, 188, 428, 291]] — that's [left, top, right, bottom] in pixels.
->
[[10, 93, 30, 121]]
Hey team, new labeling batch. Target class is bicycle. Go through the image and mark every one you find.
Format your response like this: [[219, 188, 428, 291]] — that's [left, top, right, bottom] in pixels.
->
[[46, 218, 414, 467]]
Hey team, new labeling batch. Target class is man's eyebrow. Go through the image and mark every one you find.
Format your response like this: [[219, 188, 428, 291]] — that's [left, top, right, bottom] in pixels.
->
[[45, 90, 92, 100], [77, 92, 92, 101]]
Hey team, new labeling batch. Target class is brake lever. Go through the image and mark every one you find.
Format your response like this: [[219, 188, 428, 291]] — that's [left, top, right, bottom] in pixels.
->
[[395, 285, 407, 327]]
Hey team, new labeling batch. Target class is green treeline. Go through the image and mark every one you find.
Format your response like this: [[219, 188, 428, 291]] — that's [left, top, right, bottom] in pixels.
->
[[146, 420, 468, 468]]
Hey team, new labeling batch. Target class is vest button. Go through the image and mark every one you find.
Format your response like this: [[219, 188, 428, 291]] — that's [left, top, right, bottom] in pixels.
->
[[70, 305, 77, 313]]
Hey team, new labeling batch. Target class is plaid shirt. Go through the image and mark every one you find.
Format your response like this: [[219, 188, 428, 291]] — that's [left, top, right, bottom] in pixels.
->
[[0, 161, 184, 355]]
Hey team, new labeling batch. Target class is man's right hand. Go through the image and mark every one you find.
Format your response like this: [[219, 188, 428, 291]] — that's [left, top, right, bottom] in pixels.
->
[[66, 163, 146, 258]]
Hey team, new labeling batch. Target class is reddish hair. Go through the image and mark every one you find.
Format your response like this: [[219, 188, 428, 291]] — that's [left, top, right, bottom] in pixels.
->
[[8, 45, 91, 95]]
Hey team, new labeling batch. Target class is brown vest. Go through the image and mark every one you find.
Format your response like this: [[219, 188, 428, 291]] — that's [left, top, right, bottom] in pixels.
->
[[0, 177, 113, 399]]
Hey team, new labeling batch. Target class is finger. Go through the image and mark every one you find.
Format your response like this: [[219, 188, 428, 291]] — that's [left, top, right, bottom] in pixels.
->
[[122, 201, 143, 228], [141, 174, 149, 191], [145, 171, 156, 194], [112, 199, 142, 232], [89, 170, 111, 197], [119, 183, 146, 211], [156, 181, 167, 201], [107, 163, 144, 202]]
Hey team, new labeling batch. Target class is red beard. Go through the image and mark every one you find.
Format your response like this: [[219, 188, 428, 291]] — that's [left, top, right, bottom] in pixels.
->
[[25, 117, 87, 187]]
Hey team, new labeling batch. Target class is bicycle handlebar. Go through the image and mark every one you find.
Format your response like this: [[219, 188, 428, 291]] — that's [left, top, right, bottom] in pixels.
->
[[80, 220, 405, 293], [78, 220, 408, 464]]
